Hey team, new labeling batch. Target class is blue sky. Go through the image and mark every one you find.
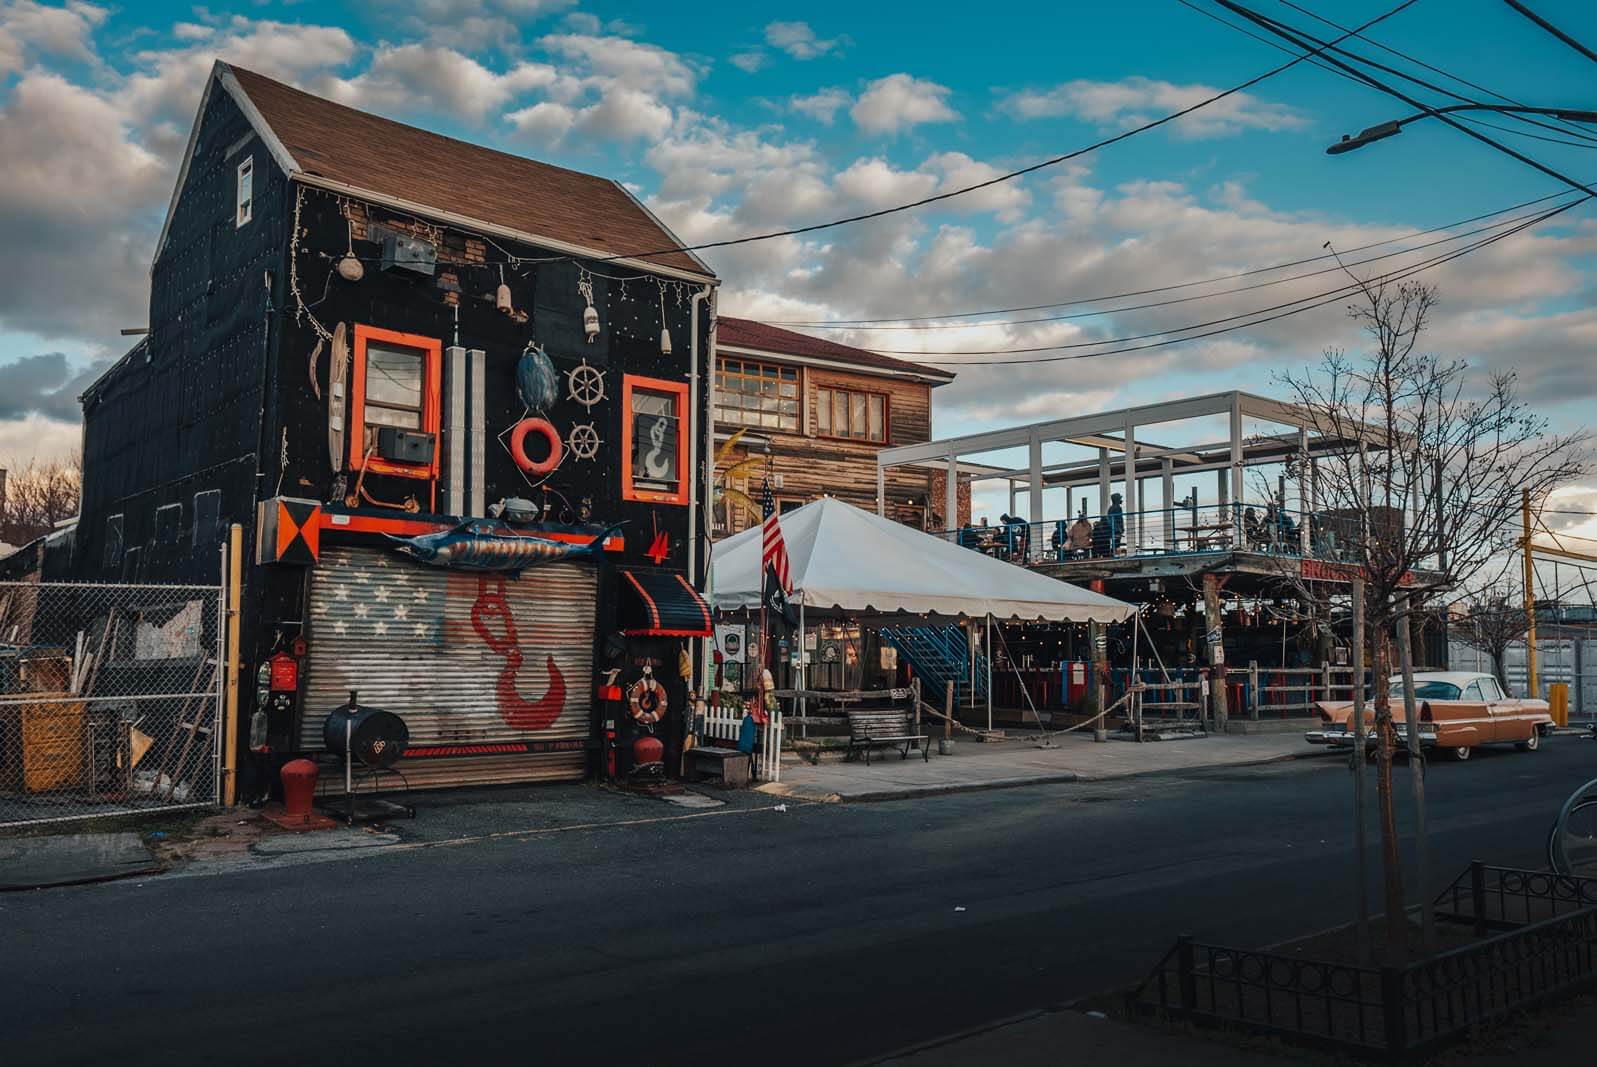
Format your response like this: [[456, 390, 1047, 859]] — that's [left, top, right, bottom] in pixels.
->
[[2, 0, 1595, 521]]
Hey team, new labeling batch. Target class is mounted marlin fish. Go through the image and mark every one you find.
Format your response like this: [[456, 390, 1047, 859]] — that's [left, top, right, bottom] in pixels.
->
[[385, 520, 623, 575]]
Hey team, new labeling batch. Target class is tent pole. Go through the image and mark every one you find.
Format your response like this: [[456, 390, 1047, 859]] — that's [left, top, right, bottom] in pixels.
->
[[986, 613, 993, 732], [799, 594, 807, 740]]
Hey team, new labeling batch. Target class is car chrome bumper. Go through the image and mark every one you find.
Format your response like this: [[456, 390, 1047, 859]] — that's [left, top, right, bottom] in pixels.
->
[[1304, 728, 1436, 748]]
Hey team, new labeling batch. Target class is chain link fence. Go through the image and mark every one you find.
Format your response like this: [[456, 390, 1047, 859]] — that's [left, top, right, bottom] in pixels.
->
[[0, 579, 223, 827]]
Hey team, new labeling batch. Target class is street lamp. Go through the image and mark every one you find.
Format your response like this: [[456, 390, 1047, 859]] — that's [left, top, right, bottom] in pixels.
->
[[1327, 104, 1597, 155]]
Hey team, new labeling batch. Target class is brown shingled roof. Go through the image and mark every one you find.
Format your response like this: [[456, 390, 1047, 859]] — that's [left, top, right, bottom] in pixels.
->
[[225, 64, 710, 278], [717, 317, 954, 382]]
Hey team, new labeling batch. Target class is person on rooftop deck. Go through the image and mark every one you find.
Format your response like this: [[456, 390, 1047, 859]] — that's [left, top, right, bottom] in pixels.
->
[[1106, 492, 1124, 551]]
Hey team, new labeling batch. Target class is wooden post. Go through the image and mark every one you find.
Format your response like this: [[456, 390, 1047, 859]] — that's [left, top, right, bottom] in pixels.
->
[[943, 680, 954, 743], [1523, 488, 1538, 698], [912, 677, 922, 735], [1321, 661, 1332, 703], [1203, 574, 1228, 733], [1248, 659, 1260, 720], [1351, 577, 1371, 966], [221, 523, 243, 806]]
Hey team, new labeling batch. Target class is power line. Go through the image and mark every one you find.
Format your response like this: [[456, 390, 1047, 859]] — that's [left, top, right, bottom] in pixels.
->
[[869, 199, 1573, 357], [1218, 1, 1597, 199], [590, 0, 1422, 264], [1280, 0, 1597, 144], [907, 197, 1577, 364], [1502, 0, 1597, 67], [766, 199, 1573, 333], [769, 186, 1581, 327]]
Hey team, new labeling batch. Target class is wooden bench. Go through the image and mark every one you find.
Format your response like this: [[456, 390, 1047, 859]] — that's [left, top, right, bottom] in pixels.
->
[[845, 708, 929, 765], [686, 745, 751, 787]]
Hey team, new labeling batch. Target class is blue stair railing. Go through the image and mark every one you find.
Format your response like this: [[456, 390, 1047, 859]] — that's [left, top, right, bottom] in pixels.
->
[[881, 625, 989, 707]]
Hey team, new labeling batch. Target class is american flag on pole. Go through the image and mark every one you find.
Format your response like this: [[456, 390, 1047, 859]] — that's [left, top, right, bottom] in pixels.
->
[[761, 479, 792, 595]]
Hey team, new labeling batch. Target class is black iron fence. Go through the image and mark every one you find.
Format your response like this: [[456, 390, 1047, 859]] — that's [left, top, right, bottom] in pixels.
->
[[1435, 862, 1597, 932], [1130, 863, 1597, 1057]]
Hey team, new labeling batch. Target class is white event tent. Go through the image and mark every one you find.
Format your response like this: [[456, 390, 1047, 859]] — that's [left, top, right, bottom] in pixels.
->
[[709, 497, 1134, 623]]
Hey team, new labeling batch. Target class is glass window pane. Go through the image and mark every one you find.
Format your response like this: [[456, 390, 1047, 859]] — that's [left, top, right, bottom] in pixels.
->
[[869, 395, 885, 441], [817, 390, 831, 432], [833, 393, 847, 435], [365, 343, 424, 408], [365, 404, 421, 429], [632, 389, 679, 487], [851, 393, 866, 437], [779, 383, 797, 398]]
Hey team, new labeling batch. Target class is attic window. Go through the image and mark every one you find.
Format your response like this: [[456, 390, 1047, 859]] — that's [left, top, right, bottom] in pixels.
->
[[236, 157, 254, 227]]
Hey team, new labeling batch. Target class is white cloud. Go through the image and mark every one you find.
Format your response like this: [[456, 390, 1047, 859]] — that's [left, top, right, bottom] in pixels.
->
[[332, 44, 555, 122], [539, 33, 698, 96], [835, 157, 938, 207], [729, 49, 766, 73], [764, 21, 846, 60], [0, 0, 106, 77], [0, 412, 83, 466], [790, 87, 849, 124], [851, 73, 958, 135], [0, 73, 167, 341], [999, 76, 1308, 140]]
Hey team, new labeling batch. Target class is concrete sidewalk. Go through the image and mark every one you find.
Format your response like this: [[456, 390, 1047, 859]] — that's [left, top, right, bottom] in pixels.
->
[[761, 730, 1328, 802]]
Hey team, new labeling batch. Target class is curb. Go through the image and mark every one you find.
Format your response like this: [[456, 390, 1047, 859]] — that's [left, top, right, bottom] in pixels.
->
[[773, 748, 1329, 805], [1, 862, 164, 893]]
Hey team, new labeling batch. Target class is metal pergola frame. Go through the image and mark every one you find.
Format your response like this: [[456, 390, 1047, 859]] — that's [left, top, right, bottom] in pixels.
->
[[877, 390, 1388, 549]]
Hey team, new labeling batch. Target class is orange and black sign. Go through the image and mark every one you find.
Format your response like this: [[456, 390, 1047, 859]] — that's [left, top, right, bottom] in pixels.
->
[[256, 497, 322, 565]]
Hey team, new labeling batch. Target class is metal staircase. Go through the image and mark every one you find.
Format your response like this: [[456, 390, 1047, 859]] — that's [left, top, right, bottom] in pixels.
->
[[881, 625, 988, 707]]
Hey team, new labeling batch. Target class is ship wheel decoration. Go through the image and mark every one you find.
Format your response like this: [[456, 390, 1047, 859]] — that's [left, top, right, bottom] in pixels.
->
[[567, 422, 602, 462], [567, 359, 606, 409]]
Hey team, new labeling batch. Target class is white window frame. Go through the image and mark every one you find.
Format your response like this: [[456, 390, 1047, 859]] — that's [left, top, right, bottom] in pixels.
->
[[236, 157, 254, 228]]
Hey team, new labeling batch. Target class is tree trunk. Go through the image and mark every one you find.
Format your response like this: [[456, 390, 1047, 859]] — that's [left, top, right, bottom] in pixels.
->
[[1372, 630, 1407, 955]]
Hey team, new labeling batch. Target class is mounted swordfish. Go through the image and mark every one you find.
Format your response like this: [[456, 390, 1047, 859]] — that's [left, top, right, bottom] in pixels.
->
[[385, 520, 624, 576]]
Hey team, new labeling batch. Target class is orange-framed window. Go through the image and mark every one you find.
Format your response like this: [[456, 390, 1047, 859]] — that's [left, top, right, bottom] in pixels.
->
[[349, 324, 442, 479], [622, 374, 690, 505]]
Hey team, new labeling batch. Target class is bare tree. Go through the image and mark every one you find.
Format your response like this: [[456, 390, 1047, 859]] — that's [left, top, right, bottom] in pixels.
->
[[1452, 579, 1530, 688], [1274, 279, 1586, 955], [0, 454, 81, 547]]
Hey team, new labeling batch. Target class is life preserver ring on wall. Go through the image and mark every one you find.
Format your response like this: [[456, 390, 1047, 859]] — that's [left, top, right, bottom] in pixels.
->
[[628, 675, 669, 725], [510, 418, 562, 474]]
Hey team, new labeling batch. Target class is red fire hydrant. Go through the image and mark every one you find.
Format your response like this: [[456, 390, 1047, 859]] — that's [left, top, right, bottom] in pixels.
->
[[280, 758, 319, 819]]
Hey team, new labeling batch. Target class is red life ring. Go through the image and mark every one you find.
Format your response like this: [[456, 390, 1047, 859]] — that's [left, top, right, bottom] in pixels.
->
[[510, 418, 562, 474], [627, 676, 669, 725]]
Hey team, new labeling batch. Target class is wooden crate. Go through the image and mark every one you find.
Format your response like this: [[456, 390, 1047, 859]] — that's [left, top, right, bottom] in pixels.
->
[[20, 697, 86, 794]]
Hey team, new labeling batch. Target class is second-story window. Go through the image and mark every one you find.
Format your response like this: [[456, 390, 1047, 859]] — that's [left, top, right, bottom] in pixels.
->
[[236, 157, 254, 227], [816, 386, 887, 443], [716, 358, 799, 432]]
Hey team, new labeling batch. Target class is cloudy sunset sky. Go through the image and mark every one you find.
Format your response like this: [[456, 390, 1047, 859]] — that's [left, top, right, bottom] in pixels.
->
[[2, 0, 1595, 522]]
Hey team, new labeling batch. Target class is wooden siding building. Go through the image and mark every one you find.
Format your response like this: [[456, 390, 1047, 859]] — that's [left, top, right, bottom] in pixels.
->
[[711, 318, 963, 534]]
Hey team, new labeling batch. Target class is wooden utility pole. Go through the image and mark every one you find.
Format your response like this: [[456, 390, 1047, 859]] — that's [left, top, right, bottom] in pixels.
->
[[1522, 488, 1538, 698], [221, 523, 243, 806], [1203, 574, 1228, 732], [1350, 577, 1370, 965]]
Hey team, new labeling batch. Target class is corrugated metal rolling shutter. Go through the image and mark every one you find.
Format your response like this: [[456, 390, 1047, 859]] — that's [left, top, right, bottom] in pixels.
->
[[301, 545, 594, 788]]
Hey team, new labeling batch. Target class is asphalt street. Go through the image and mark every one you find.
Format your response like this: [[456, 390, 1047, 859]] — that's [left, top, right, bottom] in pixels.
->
[[4, 740, 1595, 1066]]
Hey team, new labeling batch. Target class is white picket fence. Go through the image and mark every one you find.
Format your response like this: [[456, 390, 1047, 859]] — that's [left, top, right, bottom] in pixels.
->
[[702, 704, 784, 783]]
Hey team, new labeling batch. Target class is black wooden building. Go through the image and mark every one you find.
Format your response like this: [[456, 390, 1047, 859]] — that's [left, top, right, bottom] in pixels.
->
[[69, 62, 719, 797]]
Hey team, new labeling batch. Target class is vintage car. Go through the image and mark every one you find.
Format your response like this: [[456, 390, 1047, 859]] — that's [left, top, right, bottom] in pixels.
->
[[1305, 671, 1553, 760]]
